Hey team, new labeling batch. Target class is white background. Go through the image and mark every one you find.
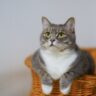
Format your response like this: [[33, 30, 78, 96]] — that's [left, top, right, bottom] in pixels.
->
[[0, 0, 96, 96]]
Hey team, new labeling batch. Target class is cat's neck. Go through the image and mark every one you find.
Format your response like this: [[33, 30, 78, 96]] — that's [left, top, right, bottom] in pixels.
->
[[40, 48, 77, 58]]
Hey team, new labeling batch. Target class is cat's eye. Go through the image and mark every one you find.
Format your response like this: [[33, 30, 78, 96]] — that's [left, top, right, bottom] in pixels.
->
[[57, 32, 65, 38], [43, 32, 50, 38]]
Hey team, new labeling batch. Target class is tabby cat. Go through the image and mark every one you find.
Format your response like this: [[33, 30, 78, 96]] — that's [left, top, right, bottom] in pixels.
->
[[32, 17, 95, 95]]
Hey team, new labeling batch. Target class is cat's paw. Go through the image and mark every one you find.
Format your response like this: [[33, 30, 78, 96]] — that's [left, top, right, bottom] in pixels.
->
[[41, 84, 53, 95], [60, 84, 71, 95]]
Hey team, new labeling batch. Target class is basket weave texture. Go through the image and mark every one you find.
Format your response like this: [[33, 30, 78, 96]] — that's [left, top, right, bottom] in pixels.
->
[[25, 48, 96, 96]]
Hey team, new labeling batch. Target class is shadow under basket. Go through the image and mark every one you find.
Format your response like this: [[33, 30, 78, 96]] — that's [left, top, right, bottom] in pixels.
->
[[25, 48, 96, 96]]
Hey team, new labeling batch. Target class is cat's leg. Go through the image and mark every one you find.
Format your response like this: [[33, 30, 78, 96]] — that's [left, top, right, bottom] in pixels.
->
[[33, 62, 53, 95], [33, 64, 53, 95], [32, 52, 53, 95], [60, 74, 72, 95], [59, 63, 87, 95], [41, 74, 53, 95]]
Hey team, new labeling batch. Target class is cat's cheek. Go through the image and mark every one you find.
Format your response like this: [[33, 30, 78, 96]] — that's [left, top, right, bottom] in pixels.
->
[[42, 42, 50, 49], [53, 40, 58, 45], [48, 40, 51, 45], [53, 40, 63, 46], [53, 42, 65, 50]]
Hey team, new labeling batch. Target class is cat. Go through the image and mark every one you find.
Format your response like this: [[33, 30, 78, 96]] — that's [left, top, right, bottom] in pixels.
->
[[32, 17, 95, 95]]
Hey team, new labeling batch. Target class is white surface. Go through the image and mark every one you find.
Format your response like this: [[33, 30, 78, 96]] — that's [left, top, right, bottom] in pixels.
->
[[0, 0, 96, 96], [0, 69, 32, 96]]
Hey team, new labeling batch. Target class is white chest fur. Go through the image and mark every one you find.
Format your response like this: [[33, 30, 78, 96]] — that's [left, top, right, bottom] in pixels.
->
[[40, 49, 78, 80]]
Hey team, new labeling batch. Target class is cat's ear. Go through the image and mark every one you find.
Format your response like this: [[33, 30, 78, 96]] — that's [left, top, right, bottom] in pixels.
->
[[64, 17, 75, 32], [42, 17, 51, 29]]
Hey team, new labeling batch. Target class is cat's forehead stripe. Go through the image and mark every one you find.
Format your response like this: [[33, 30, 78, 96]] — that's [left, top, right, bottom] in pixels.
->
[[48, 25, 64, 33]]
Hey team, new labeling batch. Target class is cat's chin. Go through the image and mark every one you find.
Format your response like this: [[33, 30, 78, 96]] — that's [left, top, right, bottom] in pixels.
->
[[49, 46, 68, 52], [48, 46, 60, 52], [41, 45, 67, 52]]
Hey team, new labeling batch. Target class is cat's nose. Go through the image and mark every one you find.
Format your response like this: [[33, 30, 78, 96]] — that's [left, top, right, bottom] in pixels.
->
[[50, 39, 55, 43]]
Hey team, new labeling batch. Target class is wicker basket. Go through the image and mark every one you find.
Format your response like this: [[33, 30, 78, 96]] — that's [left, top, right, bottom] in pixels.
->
[[25, 48, 96, 96]]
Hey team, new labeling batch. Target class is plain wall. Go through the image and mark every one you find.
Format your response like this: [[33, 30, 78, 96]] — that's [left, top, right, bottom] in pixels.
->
[[0, 0, 96, 96]]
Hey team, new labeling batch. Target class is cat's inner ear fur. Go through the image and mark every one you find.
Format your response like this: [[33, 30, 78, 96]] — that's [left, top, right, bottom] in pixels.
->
[[42, 17, 51, 30], [64, 17, 75, 32]]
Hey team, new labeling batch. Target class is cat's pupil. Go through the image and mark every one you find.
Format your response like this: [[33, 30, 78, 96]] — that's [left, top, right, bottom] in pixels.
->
[[60, 32, 64, 35], [60, 33, 63, 36]]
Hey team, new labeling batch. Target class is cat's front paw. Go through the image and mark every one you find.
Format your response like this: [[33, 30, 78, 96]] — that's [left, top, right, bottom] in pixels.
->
[[41, 84, 53, 95], [60, 84, 71, 95]]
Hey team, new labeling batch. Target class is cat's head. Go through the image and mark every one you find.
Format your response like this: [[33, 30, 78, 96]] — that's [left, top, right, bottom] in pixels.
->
[[40, 17, 76, 52]]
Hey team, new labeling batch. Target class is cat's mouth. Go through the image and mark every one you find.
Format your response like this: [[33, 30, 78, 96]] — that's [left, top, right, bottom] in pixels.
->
[[49, 44, 58, 49], [49, 43, 69, 52], [50, 43, 54, 47]]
